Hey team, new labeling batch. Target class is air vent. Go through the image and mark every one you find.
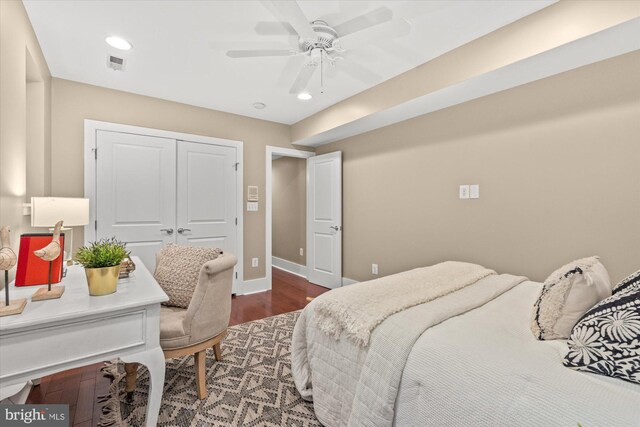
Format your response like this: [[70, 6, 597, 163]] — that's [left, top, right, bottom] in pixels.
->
[[107, 55, 125, 71]]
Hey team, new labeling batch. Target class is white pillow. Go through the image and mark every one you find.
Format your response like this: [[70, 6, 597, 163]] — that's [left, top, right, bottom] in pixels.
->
[[531, 256, 612, 340]]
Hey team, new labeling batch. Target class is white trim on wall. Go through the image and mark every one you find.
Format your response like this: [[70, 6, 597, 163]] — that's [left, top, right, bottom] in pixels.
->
[[242, 277, 269, 295], [83, 119, 245, 292], [342, 277, 358, 286], [266, 146, 315, 291], [272, 256, 307, 278]]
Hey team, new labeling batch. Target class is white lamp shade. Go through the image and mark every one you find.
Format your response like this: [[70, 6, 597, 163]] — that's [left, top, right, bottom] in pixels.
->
[[31, 197, 90, 227]]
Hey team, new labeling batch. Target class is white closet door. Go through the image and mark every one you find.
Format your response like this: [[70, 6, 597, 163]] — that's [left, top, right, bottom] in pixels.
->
[[176, 141, 238, 262], [96, 131, 177, 271]]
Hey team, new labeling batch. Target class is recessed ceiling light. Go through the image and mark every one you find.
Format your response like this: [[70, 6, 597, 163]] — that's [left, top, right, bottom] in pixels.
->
[[297, 92, 312, 101], [253, 102, 266, 110], [105, 36, 132, 50]]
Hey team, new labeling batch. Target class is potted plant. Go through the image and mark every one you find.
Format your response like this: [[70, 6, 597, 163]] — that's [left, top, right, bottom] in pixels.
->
[[75, 238, 129, 296]]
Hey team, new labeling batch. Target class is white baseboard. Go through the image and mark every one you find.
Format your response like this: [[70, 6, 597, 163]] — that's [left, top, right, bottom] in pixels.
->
[[240, 273, 357, 296], [0, 381, 32, 404], [241, 277, 269, 295], [272, 256, 307, 278]]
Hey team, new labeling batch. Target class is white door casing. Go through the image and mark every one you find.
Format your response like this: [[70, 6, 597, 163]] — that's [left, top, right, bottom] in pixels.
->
[[307, 151, 342, 288], [96, 130, 176, 271], [176, 140, 238, 287], [265, 146, 315, 291]]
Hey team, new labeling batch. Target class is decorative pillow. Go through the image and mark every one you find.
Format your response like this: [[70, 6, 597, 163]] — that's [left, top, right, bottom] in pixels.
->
[[613, 269, 640, 295], [531, 256, 612, 340], [563, 274, 640, 385], [154, 244, 222, 309]]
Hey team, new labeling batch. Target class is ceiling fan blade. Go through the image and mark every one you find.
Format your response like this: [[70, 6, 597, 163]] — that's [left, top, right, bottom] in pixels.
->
[[335, 58, 381, 85], [289, 63, 318, 94], [254, 21, 297, 36], [226, 49, 293, 58], [336, 18, 411, 51], [262, 0, 316, 41], [333, 7, 393, 37], [276, 55, 307, 88]]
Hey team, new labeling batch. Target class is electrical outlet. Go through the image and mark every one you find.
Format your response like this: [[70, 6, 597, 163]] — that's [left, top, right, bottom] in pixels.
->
[[372, 263, 378, 275], [252, 257, 259, 267], [299, 248, 304, 256], [459, 185, 470, 199]]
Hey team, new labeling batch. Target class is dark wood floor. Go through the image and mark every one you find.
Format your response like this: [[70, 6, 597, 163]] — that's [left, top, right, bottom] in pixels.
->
[[26, 268, 328, 426]]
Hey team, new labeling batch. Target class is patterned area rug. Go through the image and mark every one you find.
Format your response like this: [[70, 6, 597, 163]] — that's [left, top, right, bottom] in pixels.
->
[[99, 311, 321, 426]]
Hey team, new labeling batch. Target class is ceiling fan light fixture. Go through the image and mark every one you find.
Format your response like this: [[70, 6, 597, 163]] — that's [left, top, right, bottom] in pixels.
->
[[105, 36, 132, 50], [297, 92, 312, 101]]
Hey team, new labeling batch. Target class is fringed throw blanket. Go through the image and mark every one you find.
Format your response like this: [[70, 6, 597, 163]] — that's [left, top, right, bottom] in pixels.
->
[[314, 261, 496, 346]]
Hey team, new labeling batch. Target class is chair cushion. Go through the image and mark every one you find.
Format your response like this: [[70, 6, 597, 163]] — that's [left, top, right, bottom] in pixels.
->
[[154, 244, 222, 308], [159, 305, 190, 349]]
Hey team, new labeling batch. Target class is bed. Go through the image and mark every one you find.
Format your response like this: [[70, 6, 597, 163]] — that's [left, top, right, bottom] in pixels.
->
[[291, 268, 640, 427]]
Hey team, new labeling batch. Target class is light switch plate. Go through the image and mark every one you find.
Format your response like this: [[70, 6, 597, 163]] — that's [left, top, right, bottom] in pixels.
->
[[470, 184, 480, 199], [459, 185, 470, 199], [247, 202, 258, 211], [252, 257, 259, 267]]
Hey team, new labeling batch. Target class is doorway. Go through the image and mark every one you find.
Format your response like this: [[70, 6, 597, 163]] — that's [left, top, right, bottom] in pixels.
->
[[265, 147, 314, 291]]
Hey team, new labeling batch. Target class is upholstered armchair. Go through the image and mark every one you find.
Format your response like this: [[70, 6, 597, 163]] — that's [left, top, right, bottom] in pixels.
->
[[125, 251, 237, 400]]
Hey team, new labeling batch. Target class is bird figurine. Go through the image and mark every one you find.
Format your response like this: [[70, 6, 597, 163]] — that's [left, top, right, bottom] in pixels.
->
[[34, 220, 63, 262], [0, 225, 27, 317], [31, 220, 66, 301], [0, 226, 17, 271]]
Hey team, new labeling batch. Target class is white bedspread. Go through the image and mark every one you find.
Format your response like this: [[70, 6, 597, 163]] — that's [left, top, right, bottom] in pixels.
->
[[292, 279, 640, 426], [292, 273, 526, 426], [394, 280, 640, 426]]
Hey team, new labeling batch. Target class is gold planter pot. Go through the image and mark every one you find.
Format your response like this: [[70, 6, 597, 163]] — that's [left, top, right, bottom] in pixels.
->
[[85, 265, 121, 296]]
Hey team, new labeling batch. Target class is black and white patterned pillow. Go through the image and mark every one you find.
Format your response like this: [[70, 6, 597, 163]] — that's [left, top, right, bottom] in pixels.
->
[[563, 270, 640, 385], [613, 269, 640, 295]]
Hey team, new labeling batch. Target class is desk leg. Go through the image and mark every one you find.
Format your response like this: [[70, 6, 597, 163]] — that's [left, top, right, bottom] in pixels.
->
[[122, 348, 165, 426]]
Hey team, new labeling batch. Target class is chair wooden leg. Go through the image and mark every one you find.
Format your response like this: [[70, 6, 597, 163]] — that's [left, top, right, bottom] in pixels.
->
[[194, 350, 207, 399], [213, 342, 222, 361], [124, 362, 139, 401]]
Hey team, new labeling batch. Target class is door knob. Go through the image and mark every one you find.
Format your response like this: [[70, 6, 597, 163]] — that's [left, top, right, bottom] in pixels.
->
[[160, 228, 174, 235], [177, 228, 191, 234], [329, 226, 341, 231]]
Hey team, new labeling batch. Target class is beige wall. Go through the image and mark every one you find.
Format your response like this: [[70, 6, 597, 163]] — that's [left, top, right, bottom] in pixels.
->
[[272, 157, 306, 266], [317, 52, 640, 284], [50, 78, 300, 281], [0, 0, 51, 282]]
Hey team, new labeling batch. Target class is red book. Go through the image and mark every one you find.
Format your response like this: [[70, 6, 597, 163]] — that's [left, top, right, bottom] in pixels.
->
[[15, 233, 65, 286]]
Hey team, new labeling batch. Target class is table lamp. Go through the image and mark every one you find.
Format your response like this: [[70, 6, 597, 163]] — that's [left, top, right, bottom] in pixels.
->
[[31, 197, 90, 265]]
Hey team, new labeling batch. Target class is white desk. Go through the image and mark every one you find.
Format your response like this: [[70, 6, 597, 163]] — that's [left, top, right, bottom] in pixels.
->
[[0, 257, 168, 426]]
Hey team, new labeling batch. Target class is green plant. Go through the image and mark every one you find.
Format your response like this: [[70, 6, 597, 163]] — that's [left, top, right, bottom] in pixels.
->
[[75, 237, 129, 269]]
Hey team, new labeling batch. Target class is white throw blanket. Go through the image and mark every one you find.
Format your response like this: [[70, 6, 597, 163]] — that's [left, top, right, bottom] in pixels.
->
[[292, 272, 527, 427], [314, 261, 496, 346]]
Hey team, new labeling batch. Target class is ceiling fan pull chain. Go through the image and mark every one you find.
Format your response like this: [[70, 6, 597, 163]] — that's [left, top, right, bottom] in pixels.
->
[[320, 51, 324, 94]]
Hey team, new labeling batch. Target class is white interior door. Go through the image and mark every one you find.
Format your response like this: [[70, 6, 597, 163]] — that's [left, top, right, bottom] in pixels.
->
[[176, 141, 238, 266], [307, 151, 342, 288], [96, 131, 176, 271]]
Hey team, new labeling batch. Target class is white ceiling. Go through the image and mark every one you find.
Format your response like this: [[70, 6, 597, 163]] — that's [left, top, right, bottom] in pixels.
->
[[24, 0, 554, 125]]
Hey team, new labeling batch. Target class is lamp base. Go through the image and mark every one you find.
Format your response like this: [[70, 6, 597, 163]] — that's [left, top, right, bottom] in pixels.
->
[[0, 298, 27, 317], [32, 286, 65, 301]]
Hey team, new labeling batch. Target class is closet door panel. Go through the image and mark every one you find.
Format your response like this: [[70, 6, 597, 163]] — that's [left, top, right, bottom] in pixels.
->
[[176, 141, 237, 258], [96, 131, 176, 271]]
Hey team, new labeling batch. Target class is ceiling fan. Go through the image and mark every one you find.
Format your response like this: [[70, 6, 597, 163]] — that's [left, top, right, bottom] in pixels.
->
[[224, 1, 411, 97]]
